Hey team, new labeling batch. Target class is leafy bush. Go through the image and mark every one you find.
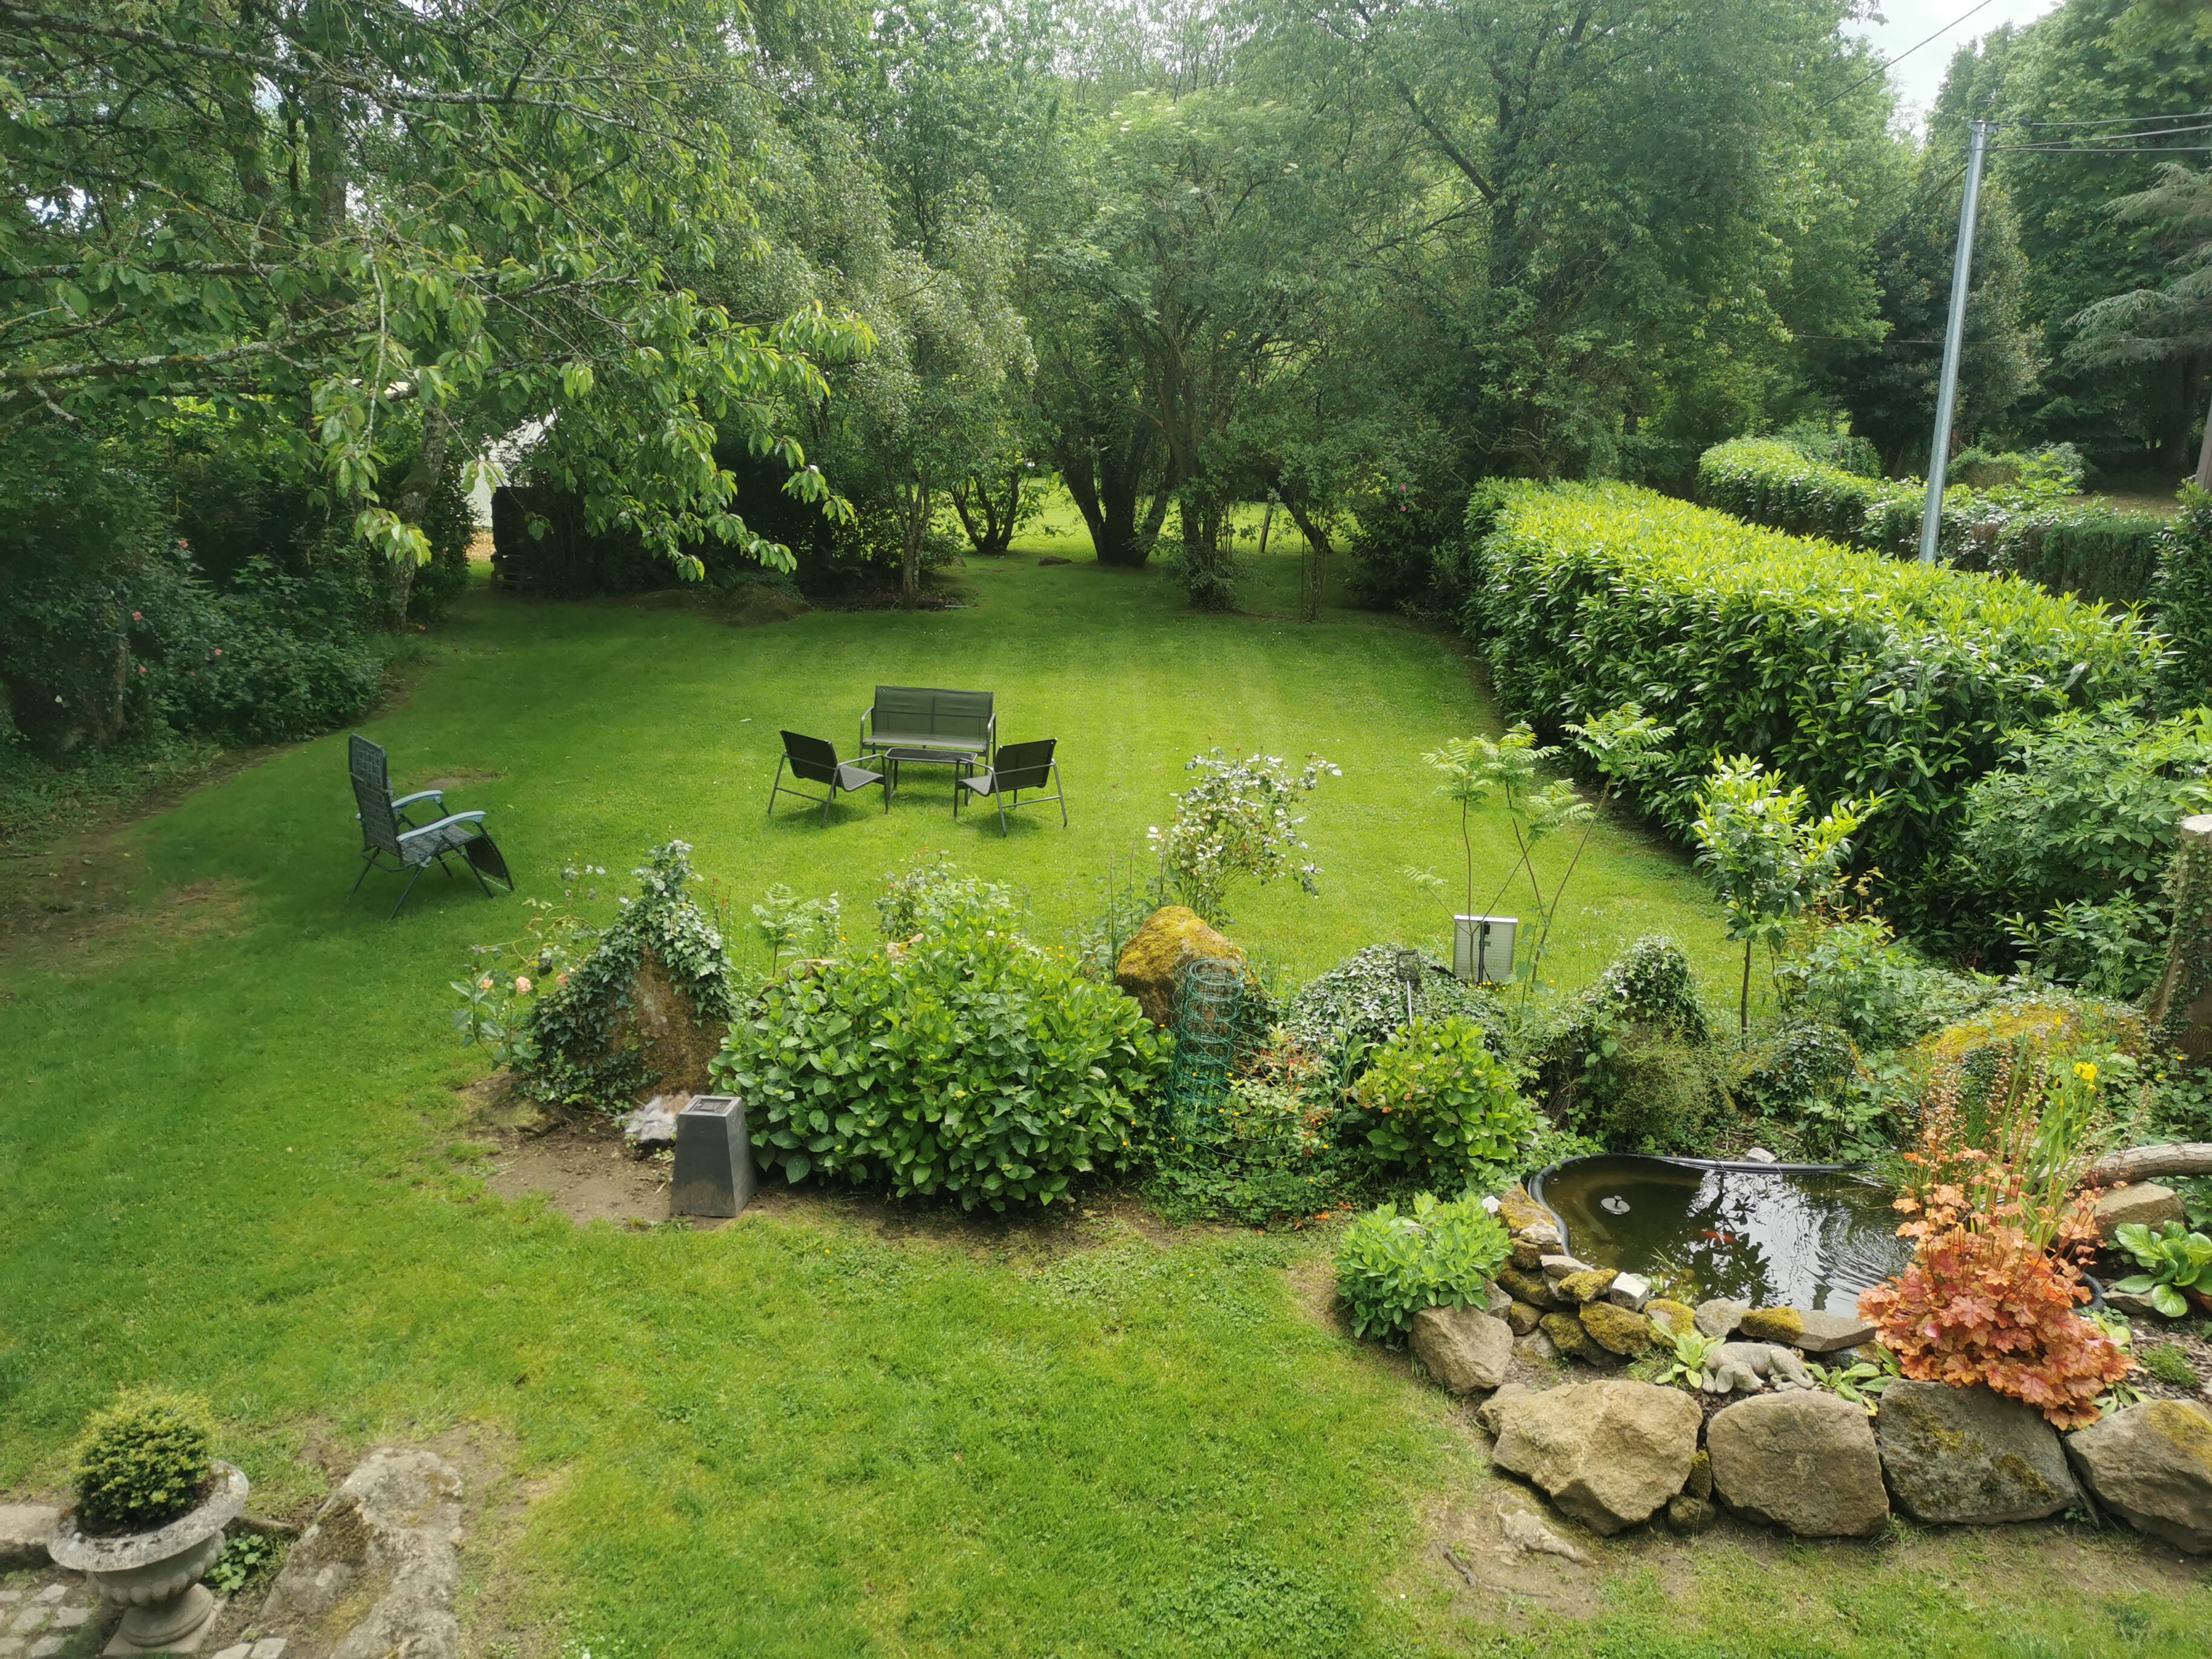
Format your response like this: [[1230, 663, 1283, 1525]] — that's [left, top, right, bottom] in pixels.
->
[[2157, 484, 2212, 704], [712, 920, 1168, 1209], [1333, 1191, 1510, 1342], [1775, 918, 1992, 1050], [1469, 484, 2161, 924], [1959, 703, 2211, 920], [72, 1390, 216, 1533], [481, 844, 736, 1111], [2111, 1221, 2212, 1319], [1697, 437, 1900, 546], [1729, 1021, 1858, 1122], [1992, 507, 2169, 607], [1282, 945, 1507, 1080], [1350, 1017, 1538, 1187], [1525, 939, 1723, 1155], [875, 850, 1024, 940], [1148, 749, 1338, 922]]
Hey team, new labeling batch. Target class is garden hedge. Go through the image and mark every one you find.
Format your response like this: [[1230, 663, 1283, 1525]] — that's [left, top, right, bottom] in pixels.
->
[[2158, 486, 2212, 703], [1466, 484, 2163, 920], [1697, 438, 2172, 606], [1991, 508, 2170, 609], [1695, 437, 1972, 560]]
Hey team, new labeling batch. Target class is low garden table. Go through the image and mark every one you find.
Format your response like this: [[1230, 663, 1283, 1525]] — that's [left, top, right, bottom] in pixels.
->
[[882, 747, 975, 804]]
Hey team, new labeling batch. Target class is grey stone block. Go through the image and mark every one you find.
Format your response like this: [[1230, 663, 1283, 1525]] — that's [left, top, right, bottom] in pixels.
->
[[249, 1641, 289, 1659]]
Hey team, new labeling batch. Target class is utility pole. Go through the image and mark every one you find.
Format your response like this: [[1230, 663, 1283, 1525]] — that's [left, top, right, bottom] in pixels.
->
[[1919, 118, 1992, 565]]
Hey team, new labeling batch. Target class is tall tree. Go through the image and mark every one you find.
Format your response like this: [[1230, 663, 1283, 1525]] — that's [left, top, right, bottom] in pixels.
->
[[0, 0, 868, 609]]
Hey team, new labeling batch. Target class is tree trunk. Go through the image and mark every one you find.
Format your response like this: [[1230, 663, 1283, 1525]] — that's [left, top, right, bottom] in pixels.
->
[[2146, 814, 2212, 1065], [2194, 385, 2212, 491], [951, 471, 1022, 558], [386, 413, 449, 623], [1283, 500, 1335, 625], [2077, 1144, 2212, 1190], [1739, 939, 1752, 1034], [899, 479, 931, 611]]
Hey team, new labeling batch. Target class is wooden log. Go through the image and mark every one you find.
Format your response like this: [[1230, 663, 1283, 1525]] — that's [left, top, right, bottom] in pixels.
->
[[2077, 1143, 2212, 1190]]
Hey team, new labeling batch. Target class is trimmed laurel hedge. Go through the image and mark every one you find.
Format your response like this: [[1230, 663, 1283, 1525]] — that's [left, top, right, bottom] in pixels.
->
[[1696, 437, 1974, 560], [1466, 484, 2163, 917], [1992, 508, 2170, 608], [2157, 486, 2212, 702]]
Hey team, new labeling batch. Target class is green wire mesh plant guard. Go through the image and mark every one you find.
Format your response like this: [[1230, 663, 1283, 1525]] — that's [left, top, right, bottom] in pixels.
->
[[1165, 957, 1245, 1141]]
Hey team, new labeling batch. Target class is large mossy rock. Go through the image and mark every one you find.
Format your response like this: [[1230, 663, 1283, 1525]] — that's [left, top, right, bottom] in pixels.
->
[[1489, 1380, 1702, 1535], [1875, 1381, 2076, 1525], [2065, 1399, 2212, 1554], [1112, 906, 1250, 1027], [1708, 1392, 1889, 1537]]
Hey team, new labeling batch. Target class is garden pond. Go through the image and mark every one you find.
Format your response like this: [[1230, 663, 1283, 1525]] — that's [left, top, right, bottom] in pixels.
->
[[1531, 1154, 1915, 1313]]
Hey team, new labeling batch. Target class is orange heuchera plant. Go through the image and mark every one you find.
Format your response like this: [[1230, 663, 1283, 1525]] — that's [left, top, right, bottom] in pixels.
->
[[1858, 1095, 2130, 1429]]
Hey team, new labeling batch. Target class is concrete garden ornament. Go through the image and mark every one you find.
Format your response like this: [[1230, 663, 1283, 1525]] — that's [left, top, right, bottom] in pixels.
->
[[49, 1464, 249, 1652]]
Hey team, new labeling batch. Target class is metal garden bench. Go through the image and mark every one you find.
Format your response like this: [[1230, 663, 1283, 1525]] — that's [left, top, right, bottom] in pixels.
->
[[347, 735, 512, 918], [858, 686, 995, 765]]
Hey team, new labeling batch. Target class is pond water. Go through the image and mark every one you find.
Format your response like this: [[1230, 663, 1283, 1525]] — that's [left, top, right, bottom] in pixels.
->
[[1530, 1155, 1914, 1313]]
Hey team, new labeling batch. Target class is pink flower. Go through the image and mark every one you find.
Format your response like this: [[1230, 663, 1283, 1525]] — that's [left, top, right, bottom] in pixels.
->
[[132, 611, 142, 622], [514, 976, 532, 994], [555, 973, 569, 987], [212, 648, 221, 657], [478, 976, 494, 991]]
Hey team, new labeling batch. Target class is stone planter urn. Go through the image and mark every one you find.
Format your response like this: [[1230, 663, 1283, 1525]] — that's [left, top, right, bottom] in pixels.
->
[[48, 1462, 247, 1652]]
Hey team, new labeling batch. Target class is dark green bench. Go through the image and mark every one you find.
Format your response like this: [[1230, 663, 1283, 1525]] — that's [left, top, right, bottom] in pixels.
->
[[859, 686, 995, 764]]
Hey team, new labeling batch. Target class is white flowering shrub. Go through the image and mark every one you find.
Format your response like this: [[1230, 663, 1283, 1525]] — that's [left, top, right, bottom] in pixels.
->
[[1148, 749, 1339, 922]]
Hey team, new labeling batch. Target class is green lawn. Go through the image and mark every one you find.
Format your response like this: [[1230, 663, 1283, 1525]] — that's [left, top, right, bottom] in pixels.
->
[[2, 538, 2206, 1657]]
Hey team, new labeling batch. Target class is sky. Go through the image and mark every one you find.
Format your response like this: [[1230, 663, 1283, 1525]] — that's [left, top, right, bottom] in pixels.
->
[[1847, 0, 2064, 124]]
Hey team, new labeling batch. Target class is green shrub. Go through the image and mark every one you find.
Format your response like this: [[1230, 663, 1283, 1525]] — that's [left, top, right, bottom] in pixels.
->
[[713, 920, 1168, 1209], [1697, 437, 1899, 546], [1775, 918, 1993, 1050], [1469, 484, 2161, 922], [2157, 484, 2212, 705], [1992, 507, 2169, 608], [1333, 1191, 1510, 1342], [874, 850, 1024, 940], [1955, 703, 2211, 982], [1350, 1016, 1538, 1187], [72, 1390, 216, 1533], [1524, 939, 1724, 1154], [1145, 1061, 1355, 1228]]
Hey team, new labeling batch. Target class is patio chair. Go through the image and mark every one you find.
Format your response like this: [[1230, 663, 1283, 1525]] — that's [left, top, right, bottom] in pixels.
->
[[347, 735, 513, 919], [769, 731, 886, 825], [954, 738, 1065, 836]]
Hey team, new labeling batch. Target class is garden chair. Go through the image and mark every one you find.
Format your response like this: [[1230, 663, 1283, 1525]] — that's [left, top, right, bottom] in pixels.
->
[[347, 735, 513, 919], [769, 731, 886, 825], [954, 738, 1065, 836]]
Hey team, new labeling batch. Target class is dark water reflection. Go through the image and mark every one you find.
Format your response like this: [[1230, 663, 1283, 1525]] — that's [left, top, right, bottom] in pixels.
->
[[1531, 1155, 1914, 1312]]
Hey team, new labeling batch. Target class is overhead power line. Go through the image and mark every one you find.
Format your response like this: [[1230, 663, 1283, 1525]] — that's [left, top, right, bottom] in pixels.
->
[[1814, 0, 2005, 114], [2011, 108, 2212, 129]]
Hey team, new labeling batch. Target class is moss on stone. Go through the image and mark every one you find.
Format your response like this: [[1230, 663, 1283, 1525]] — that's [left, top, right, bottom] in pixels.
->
[[1579, 1302, 1657, 1355], [1540, 1312, 1597, 1361], [1646, 1298, 1698, 1339], [1739, 1306, 1806, 1344], [1684, 1449, 1712, 1501], [1497, 1187, 1552, 1235], [1111, 906, 1251, 1027], [1496, 1267, 1557, 1307], [1558, 1268, 1620, 1305]]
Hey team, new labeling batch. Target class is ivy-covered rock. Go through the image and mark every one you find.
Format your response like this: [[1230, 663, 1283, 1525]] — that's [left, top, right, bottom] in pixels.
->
[[513, 843, 735, 1111], [1282, 943, 1506, 1069]]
